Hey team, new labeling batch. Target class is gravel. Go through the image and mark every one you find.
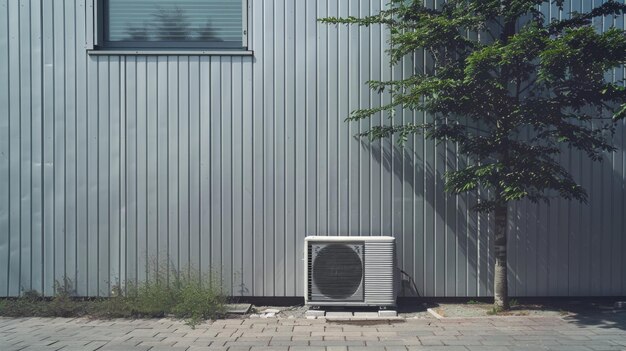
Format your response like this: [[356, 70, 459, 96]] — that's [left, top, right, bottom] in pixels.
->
[[430, 302, 569, 318]]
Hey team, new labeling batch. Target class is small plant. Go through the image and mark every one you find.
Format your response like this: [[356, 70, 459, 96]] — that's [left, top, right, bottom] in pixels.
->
[[486, 306, 503, 316], [21, 290, 43, 301], [130, 281, 176, 318], [467, 300, 480, 305], [48, 278, 82, 317], [509, 299, 519, 308], [172, 278, 227, 327], [0, 289, 43, 317]]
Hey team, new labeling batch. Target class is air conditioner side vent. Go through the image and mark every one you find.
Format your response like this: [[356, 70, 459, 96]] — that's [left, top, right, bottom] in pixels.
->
[[364, 241, 396, 305], [307, 243, 312, 301]]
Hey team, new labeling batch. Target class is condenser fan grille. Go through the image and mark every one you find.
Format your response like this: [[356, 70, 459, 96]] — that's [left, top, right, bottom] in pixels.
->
[[309, 242, 364, 301]]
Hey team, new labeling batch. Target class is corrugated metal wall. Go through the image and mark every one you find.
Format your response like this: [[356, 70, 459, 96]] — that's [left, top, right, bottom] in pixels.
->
[[0, 0, 624, 297]]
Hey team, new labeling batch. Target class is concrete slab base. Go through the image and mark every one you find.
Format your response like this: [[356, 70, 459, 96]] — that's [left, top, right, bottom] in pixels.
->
[[325, 312, 353, 318], [378, 310, 398, 317], [305, 309, 400, 320], [305, 309, 326, 317], [226, 303, 252, 314]]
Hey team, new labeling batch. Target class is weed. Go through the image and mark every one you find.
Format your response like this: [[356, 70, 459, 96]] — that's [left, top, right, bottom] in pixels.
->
[[0, 262, 226, 326], [172, 278, 227, 327], [0, 289, 47, 317], [21, 290, 42, 301], [486, 306, 504, 315], [47, 278, 84, 317], [509, 299, 519, 307], [467, 300, 480, 305]]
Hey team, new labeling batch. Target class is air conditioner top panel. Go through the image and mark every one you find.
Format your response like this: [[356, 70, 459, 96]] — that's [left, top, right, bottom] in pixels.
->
[[305, 236, 395, 243]]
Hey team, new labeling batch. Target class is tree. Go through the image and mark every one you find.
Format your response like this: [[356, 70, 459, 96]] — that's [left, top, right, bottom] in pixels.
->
[[321, 0, 626, 310]]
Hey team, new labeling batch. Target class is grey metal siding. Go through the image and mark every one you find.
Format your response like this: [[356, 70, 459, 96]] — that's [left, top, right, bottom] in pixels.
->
[[0, 0, 625, 297]]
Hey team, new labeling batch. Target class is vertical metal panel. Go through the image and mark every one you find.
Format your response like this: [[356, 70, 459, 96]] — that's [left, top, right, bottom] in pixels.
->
[[198, 55, 211, 279], [273, 0, 286, 296], [209, 55, 222, 287], [19, 0, 33, 294], [188, 56, 200, 274], [262, 0, 275, 298], [7, 0, 21, 297], [109, 55, 121, 289], [0, 0, 625, 297], [135, 55, 147, 284], [63, 0, 77, 293], [125, 55, 137, 288], [221, 56, 233, 292], [41, 0, 54, 296], [241, 56, 253, 295], [178, 56, 189, 276], [0, 0, 9, 297], [52, 0, 65, 294], [230, 56, 243, 293], [76, 0, 88, 296], [145, 55, 158, 279], [167, 55, 179, 277], [30, 0, 43, 295], [251, 0, 264, 295]]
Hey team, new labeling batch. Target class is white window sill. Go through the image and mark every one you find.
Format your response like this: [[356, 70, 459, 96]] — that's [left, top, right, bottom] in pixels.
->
[[87, 49, 254, 56]]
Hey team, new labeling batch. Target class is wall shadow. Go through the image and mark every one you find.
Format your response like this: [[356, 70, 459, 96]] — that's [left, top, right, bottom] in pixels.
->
[[357, 119, 626, 299], [360, 137, 488, 297]]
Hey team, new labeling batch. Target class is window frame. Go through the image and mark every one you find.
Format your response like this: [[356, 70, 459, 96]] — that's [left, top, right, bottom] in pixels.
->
[[95, 0, 249, 51]]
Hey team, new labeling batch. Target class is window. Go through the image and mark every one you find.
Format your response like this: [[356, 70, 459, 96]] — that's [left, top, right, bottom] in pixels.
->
[[99, 0, 247, 50]]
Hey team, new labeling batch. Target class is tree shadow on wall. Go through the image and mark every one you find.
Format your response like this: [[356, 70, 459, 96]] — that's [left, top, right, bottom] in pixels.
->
[[360, 121, 626, 301], [359, 138, 490, 298]]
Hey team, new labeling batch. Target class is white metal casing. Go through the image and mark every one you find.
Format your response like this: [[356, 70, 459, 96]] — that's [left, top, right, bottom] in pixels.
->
[[304, 236, 397, 307]]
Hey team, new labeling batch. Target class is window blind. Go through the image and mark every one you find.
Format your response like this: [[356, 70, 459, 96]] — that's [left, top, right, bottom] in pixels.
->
[[104, 0, 243, 46]]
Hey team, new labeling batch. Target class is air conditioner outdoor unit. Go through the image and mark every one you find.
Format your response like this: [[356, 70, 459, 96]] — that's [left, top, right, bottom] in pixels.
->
[[304, 236, 397, 307]]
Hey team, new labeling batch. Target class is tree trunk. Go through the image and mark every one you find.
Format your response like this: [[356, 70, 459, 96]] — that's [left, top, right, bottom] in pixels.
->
[[493, 202, 509, 310]]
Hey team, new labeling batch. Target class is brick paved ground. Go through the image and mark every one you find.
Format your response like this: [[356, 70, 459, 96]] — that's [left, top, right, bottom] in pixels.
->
[[0, 313, 625, 351]]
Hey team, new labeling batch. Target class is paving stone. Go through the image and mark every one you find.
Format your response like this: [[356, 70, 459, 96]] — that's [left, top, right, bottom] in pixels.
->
[[187, 346, 213, 350], [348, 346, 386, 351], [406, 347, 469, 351], [2, 315, 625, 350], [309, 340, 366, 346], [443, 338, 483, 346], [291, 336, 323, 341], [99, 346, 152, 351], [269, 340, 310, 346], [226, 347, 252, 351], [545, 346, 593, 351], [467, 347, 507, 351]]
